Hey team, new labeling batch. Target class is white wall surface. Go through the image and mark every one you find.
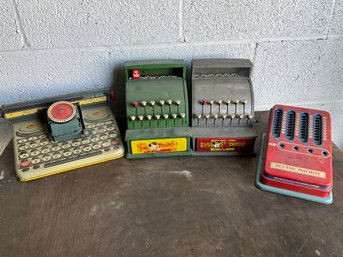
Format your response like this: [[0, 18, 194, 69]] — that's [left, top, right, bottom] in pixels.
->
[[0, 0, 342, 154]]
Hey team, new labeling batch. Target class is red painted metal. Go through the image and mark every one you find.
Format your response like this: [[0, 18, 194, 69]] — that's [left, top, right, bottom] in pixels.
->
[[261, 105, 332, 197], [196, 137, 255, 152], [132, 69, 140, 80]]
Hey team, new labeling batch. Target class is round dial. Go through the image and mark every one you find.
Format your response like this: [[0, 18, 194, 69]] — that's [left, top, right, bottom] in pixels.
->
[[47, 101, 76, 123]]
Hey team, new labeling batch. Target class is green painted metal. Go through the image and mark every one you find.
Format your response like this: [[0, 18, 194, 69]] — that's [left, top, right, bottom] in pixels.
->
[[48, 113, 83, 141], [124, 59, 191, 158]]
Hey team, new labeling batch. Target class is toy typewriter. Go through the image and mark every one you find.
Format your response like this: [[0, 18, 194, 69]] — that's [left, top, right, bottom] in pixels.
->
[[125, 60, 192, 159], [0, 89, 125, 181], [190, 59, 257, 156], [256, 105, 333, 204]]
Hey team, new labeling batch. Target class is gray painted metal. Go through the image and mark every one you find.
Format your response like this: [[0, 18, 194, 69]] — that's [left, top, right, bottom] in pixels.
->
[[191, 59, 257, 156]]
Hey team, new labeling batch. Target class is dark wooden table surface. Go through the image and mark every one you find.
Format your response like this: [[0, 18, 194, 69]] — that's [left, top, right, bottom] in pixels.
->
[[0, 111, 342, 257]]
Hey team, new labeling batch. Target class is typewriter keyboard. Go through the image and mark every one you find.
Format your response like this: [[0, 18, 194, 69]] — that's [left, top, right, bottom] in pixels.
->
[[13, 106, 124, 181], [16, 121, 120, 172]]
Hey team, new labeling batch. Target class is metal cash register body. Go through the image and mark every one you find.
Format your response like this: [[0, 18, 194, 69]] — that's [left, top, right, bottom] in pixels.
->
[[191, 59, 257, 156], [124, 60, 192, 159]]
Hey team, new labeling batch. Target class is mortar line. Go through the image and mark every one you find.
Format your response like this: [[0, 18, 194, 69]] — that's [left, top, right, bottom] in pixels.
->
[[251, 42, 258, 63], [106, 51, 113, 85], [178, 0, 185, 42], [0, 34, 342, 55], [255, 99, 343, 111], [325, 0, 337, 37], [9, 0, 29, 48]]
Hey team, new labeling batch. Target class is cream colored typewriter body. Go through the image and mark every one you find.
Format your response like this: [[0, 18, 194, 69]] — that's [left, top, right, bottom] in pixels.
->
[[1, 89, 125, 181]]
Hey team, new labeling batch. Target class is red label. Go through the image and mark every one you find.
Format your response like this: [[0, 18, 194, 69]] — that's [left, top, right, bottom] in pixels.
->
[[132, 70, 140, 80], [196, 138, 255, 152]]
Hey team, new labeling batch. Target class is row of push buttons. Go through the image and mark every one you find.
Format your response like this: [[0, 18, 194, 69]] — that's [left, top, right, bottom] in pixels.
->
[[199, 99, 249, 115], [194, 113, 254, 126], [195, 113, 254, 120], [130, 113, 186, 121], [200, 99, 248, 105], [132, 100, 181, 107]]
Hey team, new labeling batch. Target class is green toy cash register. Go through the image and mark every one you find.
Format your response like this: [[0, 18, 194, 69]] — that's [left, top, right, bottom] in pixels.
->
[[124, 60, 192, 159]]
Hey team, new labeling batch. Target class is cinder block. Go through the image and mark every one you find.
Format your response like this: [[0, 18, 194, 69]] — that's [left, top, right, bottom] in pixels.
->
[[0, 0, 21, 50], [184, 0, 332, 42], [17, 0, 179, 49], [0, 50, 110, 104], [252, 37, 343, 106], [109, 43, 254, 62], [329, 0, 343, 35]]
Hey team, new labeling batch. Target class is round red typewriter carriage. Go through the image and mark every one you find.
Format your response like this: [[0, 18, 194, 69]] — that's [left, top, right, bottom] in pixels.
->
[[47, 101, 76, 123]]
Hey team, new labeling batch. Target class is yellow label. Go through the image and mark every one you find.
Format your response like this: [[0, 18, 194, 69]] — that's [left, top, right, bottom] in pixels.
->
[[5, 109, 39, 119], [131, 138, 187, 154], [77, 96, 107, 105], [270, 162, 326, 178], [5, 96, 107, 119]]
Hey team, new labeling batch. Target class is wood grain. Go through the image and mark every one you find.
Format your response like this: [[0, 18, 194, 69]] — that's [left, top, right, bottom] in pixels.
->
[[0, 112, 342, 257]]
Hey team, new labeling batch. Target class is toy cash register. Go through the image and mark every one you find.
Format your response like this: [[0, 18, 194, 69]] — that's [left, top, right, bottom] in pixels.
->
[[256, 105, 333, 204], [191, 59, 257, 156], [124, 60, 192, 159], [0, 89, 125, 181]]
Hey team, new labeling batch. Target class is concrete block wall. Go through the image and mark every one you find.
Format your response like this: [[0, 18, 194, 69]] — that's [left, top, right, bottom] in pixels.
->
[[0, 0, 342, 154]]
